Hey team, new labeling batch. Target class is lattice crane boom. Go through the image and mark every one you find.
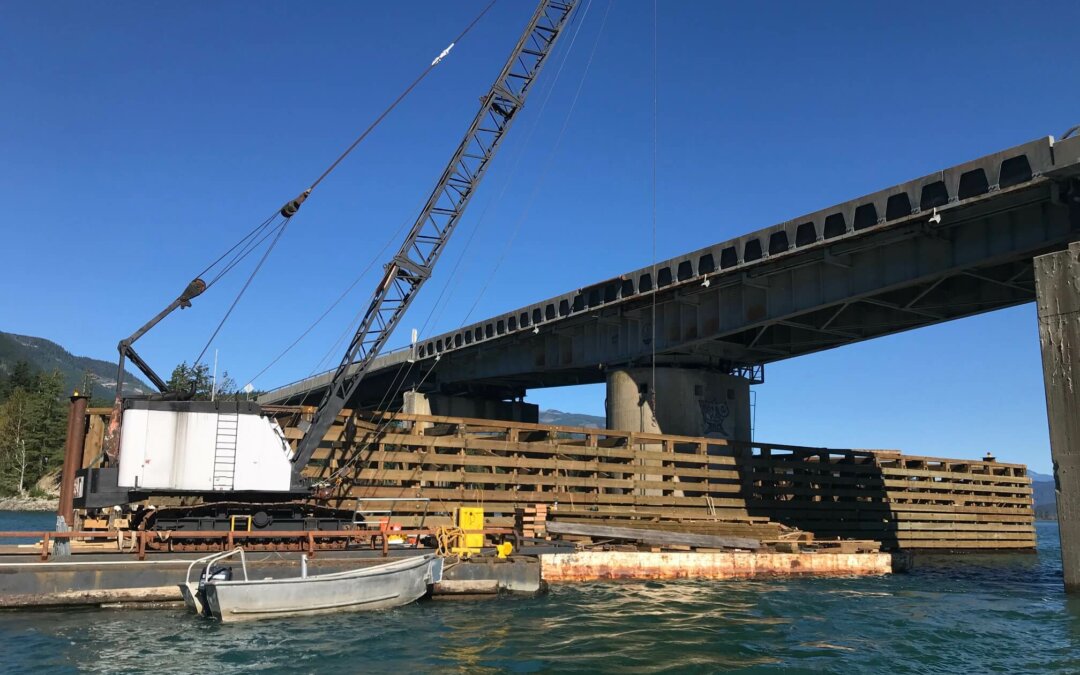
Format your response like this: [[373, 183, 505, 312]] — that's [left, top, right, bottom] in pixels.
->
[[291, 0, 578, 482]]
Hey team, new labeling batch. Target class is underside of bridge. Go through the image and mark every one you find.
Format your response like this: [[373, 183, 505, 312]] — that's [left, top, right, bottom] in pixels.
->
[[265, 134, 1080, 432]]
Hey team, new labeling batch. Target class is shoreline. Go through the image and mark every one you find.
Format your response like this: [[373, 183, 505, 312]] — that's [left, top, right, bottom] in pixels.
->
[[0, 497, 59, 512]]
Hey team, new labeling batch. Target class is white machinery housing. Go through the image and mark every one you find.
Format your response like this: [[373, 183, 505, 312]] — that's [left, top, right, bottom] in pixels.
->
[[118, 400, 294, 493]]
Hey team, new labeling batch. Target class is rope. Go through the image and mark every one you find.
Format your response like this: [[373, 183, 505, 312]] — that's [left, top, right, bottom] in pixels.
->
[[434, 526, 465, 557]]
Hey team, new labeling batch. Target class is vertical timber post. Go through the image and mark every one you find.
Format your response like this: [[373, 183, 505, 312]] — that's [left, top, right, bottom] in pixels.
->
[[1034, 241, 1080, 592], [58, 393, 89, 523], [56, 393, 89, 556]]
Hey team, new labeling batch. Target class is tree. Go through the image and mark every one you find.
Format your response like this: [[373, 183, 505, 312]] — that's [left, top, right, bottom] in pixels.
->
[[26, 370, 66, 479], [0, 389, 32, 495], [0, 360, 37, 401], [166, 361, 238, 400], [0, 369, 65, 496]]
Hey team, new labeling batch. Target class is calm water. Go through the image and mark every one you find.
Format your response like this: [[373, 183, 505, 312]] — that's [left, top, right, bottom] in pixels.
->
[[1, 514, 1079, 673]]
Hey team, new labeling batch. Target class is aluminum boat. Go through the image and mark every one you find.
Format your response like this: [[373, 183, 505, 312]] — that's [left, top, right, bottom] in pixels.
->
[[181, 548, 443, 622]]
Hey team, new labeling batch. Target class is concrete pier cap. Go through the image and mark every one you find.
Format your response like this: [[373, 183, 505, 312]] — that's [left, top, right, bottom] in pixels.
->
[[605, 367, 751, 441]]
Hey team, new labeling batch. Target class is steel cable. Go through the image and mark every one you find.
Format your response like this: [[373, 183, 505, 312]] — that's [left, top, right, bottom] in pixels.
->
[[238, 2, 505, 387], [262, 0, 593, 398], [322, 0, 608, 488], [193, 219, 290, 366]]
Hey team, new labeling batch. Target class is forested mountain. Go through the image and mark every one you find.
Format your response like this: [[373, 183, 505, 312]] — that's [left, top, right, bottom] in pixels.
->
[[0, 331, 150, 399]]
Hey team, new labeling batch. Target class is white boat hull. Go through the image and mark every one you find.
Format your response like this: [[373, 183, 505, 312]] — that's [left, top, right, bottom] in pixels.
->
[[200, 554, 442, 623]]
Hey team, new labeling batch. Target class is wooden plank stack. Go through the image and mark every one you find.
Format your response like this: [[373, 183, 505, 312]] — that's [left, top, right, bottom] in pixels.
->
[[514, 504, 548, 539]]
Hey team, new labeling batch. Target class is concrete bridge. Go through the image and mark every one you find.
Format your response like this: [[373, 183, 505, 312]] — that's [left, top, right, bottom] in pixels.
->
[[264, 129, 1080, 588], [265, 132, 1080, 435]]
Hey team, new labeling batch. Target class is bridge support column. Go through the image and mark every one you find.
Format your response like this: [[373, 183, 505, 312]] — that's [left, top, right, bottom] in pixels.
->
[[605, 367, 752, 441], [403, 391, 538, 424], [605, 368, 751, 497], [1035, 241, 1080, 592]]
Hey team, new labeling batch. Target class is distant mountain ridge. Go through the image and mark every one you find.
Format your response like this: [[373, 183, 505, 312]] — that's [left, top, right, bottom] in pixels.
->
[[539, 409, 605, 428], [1029, 470, 1056, 520], [0, 331, 151, 398]]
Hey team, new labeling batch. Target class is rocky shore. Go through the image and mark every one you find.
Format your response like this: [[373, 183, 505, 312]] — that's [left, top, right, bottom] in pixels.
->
[[0, 497, 59, 512]]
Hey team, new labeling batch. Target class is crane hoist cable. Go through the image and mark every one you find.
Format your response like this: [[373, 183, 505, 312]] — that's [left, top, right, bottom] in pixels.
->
[[310, 0, 598, 485], [273, 0, 592, 399], [104, 1, 503, 457], [185, 0, 500, 366], [416, 0, 597, 341], [288, 0, 581, 486], [456, 0, 612, 329], [322, 0, 607, 488], [648, 0, 658, 424]]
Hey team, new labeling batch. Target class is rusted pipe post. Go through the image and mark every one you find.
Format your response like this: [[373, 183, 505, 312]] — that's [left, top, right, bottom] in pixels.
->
[[57, 393, 89, 530]]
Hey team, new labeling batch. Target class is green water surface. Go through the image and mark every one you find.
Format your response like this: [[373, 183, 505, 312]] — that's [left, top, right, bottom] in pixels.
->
[[0, 514, 1077, 673]]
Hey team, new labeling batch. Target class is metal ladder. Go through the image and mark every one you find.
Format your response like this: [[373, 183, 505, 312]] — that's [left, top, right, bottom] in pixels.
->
[[212, 412, 239, 490]]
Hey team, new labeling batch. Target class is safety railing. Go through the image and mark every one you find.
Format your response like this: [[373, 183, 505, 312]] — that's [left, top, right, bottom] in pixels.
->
[[0, 527, 511, 562]]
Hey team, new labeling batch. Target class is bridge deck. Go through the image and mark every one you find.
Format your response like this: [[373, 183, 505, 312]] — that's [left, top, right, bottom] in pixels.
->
[[265, 133, 1080, 406]]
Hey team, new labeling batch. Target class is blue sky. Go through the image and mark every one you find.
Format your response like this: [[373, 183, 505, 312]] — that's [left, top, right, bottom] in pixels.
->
[[2, 1, 1077, 472]]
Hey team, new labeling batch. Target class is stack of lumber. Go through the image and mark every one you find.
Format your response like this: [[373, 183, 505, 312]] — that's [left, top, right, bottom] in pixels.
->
[[548, 514, 789, 542], [514, 504, 548, 539], [545, 521, 761, 551]]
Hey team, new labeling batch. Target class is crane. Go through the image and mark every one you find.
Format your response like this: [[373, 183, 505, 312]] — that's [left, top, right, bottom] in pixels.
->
[[76, 0, 578, 519]]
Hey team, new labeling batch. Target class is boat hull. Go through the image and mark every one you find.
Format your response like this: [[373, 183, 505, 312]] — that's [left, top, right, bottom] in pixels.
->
[[203, 554, 442, 622]]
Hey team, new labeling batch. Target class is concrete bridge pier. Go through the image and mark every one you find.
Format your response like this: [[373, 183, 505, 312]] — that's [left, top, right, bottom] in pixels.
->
[[605, 367, 751, 497], [605, 367, 751, 441], [403, 391, 538, 424], [1035, 241, 1080, 592]]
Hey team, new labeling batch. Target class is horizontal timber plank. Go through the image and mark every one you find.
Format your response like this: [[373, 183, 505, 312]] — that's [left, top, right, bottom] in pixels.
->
[[545, 521, 760, 550]]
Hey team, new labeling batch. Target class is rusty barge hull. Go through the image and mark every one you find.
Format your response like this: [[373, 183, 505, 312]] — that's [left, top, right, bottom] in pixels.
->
[[540, 551, 903, 582]]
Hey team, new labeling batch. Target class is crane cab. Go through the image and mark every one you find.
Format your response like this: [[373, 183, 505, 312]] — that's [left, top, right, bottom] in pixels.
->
[[75, 399, 301, 509]]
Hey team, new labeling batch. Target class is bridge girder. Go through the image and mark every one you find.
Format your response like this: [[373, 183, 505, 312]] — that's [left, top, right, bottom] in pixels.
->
[[264, 134, 1080, 408]]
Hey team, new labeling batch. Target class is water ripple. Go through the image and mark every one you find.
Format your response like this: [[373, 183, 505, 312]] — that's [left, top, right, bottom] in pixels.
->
[[2, 522, 1079, 673]]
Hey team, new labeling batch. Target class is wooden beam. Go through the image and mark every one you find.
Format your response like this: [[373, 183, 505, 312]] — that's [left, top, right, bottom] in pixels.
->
[[546, 521, 760, 550]]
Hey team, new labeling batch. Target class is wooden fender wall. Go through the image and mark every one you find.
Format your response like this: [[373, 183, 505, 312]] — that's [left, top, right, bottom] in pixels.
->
[[81, 408, 1036, 551]]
